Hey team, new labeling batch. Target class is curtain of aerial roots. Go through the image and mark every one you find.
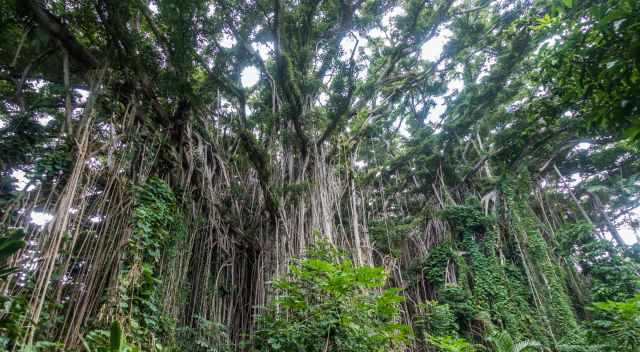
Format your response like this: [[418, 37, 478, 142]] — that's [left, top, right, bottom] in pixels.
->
[[3, 104, 373, 347], [371, 169, 579, 342], [367, 170, 455, 324], [2, 96, 148, 346], [173, 117, 374, 344]]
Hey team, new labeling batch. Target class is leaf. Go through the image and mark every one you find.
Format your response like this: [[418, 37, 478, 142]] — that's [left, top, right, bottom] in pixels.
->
[[0, 229, 26, 261], [80, 336, 93, 352], [0, 266, 19, 279], [513, 339, 542, 352], [110, 321, 123, 352]]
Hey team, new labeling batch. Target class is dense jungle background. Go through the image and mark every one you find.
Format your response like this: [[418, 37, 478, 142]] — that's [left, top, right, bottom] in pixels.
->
[[1, 0, 640, 351]]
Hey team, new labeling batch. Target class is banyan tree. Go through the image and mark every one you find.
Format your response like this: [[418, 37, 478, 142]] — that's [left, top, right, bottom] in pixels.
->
[[1, 0, 639, 351]]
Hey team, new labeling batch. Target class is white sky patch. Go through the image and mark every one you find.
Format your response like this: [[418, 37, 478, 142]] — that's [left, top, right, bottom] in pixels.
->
[[219, 97, 233, 113], [382, 6, 406, 27], [89, 215, 103, 224], [207, 4, 216, 17], [498, 1, 517, 15], [29, 79, 47, 92], [534, 34, 561, 55], [447, 78, 464, 94], [506, 97, 528, 112], [148, 2, 158, 14], [575, 142, 591, 151], [476, 56, 497, 83], [397, 117, 410, 138], [317, 92, 329, 106], [87, 156, 102, 170], [353, 160, 367, 169], [424, 78, 463, 125], [619, 208, 640, 244], [12, 170, 28, 191], [613, 19, 626, 31], [72, 107, 85, 119], [368, 27, 386, 39], [340, 32, 366, 60], [241, 66, 260, 88], [421, 28, 452, 61], [219, 32, 236, 49], [427, 96, 447, 124], [36, 113, 54, 126], [322, 70, 333, 86], [566, 172, 583, 188], [535, 86, 550, 97], [31, 211, 53, 226], [252, 42, 272, 61], [75, 89, 90, 104]]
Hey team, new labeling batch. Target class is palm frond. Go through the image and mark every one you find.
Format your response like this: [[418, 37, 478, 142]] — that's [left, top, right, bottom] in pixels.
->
[[513, 339, 541, 352], [487, 331, 514, 352]]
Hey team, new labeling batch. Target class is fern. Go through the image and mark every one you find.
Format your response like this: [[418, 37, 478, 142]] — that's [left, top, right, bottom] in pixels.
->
[[487, 331, 542, 352]]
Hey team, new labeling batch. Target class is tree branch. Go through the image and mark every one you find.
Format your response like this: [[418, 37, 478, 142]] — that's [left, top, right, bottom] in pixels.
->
[[24, 0, 98, 70]]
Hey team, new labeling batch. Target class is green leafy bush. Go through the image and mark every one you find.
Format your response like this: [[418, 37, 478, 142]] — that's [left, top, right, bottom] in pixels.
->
[[415, 300, 459, 339], [252, 241, 410, 351], [426, 335, 475, 352], [118, 177, 185, 345], [175, 316, 232, 352], [82, 321, 140, 352], [485, 330, 541, 352], [589, 294, 640, 352], [0, 227, 27, 350], [0, 227, 26, 279]]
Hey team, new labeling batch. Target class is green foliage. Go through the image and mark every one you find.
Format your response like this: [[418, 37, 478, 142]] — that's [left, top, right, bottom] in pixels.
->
[[409, 243, 455, 289], [130, 177, 182, 264], [175, 316, 232, 352], [436, 203, 537, 339], [17, 340, 64, 352], [252, 241, 410, 351], [437, 284, 477, 333], [0, 289, 28, 351], [568, 232, 640, 302], [0, 227, 26, 279], [502, 185, 583, 343], [0, 113, 49, 172], [415, 300, 459, 339], [439, 204, 493, 239], [0, 227, 27, 350], [588, 294, 640, 352], [485, 330, 541, 352], [30, 137, 74, 184], [426, 335, 476, 352], [117, 177, 185, 347], [82, 321, 141, 352], [368, 216, 419, 256], [416, 300, 473, 352], [535, 0, 640, 141]]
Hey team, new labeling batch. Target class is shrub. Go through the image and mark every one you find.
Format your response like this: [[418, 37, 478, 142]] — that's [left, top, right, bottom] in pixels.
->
[[252, 241, 410, 351], [589, 293, 640, 351]]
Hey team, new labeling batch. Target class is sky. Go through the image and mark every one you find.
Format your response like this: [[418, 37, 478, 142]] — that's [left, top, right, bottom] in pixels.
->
[[618, 211, 640, 244]]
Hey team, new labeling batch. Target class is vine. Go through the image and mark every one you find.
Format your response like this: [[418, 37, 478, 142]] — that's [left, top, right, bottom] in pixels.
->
[[117, 177, 186, 348]]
